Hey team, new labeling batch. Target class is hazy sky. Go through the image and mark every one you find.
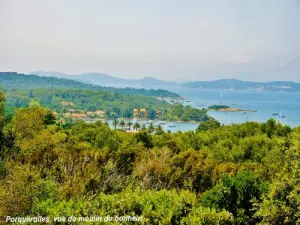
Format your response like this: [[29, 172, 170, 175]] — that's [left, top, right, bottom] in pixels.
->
[[1, 0, 300, 81]]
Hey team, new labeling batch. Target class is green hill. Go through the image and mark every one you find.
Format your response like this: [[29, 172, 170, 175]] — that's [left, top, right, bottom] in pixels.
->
[[0, 72, 180, 98]]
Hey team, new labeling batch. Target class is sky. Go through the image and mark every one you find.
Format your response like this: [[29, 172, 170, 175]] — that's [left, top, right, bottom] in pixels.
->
[[1, 0, 300, 82]]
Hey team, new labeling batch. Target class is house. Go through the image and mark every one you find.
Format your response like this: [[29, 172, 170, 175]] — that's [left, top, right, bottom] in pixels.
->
[[95, 110, 105, 117], [86, 111, 95, 116], [133, 109, 140, 117], [133, 108, 148, 117], [140, 108, 148, 117], [86, 110, 106, 118], [156, 110, 162, 116], [61, 101, 74, 106], [71, 113, 87, 121]]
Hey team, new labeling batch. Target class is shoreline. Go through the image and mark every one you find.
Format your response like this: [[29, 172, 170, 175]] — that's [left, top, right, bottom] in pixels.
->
[[209, 108, 257, 113]]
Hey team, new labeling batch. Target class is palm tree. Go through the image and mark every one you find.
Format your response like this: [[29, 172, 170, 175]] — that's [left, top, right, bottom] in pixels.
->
[[133, 122, 141, 131], [127, 121, 133, 131], [119, 120, 125, 130], [141, 124, 147, 131], [112, 119, 118, 130], [148, 123, 155, 133]]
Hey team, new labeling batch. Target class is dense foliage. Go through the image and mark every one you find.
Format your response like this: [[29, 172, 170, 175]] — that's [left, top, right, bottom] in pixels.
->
[[0, 88, 299, 224], [0, 72, 180, 98], [196, 120, 221, 132], [4, 88, 209, 122], [208, 105, 230, 110]]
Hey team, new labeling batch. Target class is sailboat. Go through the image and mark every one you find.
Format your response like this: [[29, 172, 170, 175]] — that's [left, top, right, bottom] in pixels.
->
[[279, 111, 285, 119], [168, 123, 176, 128]]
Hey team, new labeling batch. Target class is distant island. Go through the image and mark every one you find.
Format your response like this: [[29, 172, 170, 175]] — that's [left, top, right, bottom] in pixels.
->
[[208, 105, 257, 113], [183, 79, 300, 92], [32, 71, 300, 93]]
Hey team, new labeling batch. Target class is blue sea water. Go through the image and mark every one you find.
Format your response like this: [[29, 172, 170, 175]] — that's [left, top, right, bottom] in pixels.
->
[[107, 87, 300, 132], [166, 87, 300, 128]]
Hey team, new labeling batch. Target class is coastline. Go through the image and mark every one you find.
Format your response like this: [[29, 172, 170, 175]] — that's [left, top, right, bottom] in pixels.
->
[[218, 108, 257, 113]]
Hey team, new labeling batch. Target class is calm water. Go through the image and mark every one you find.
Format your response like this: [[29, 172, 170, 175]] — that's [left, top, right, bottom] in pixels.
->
[[166, 87, 300, 128], [107, 87, 300, 132]]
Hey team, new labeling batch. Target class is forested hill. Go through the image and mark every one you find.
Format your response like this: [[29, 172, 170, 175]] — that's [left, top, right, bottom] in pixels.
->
[[0, 87, 299, 224], [183, 79, 300, 92], [0, 72, 180, 98]]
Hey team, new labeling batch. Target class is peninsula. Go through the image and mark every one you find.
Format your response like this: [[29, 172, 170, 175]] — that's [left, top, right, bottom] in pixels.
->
[[208, 105, 257, 113]]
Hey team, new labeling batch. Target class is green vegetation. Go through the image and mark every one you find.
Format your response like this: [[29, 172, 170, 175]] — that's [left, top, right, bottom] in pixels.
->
[[196, 120, 221, 132], [0, 89, 299, 224], [208, 105, 230, 110], [4, 88, 209, 122], [0, 72, 180, 98], [208, 105, 257, 113]]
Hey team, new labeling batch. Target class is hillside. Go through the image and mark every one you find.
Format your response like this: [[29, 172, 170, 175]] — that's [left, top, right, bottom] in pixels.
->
[[34, 71, 300, 92], [0, 72, 180, 98], [183, 79, 300, 92], [33, 71, 179, 88], [4, 88, 209, 122], [0, 89, 299, 224]]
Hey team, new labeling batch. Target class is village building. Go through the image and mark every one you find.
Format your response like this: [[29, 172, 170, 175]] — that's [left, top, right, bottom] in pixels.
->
[[94, 110, 105, 117], [133, 108, 148, 117], [71, 113, 87, 121], [86, 110, 106, 118], [140, 108, 148, 117], [133, 109, 140, 117], [61, 101, 74, 106]]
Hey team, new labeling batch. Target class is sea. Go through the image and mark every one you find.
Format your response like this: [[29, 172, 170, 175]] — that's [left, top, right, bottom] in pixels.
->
[[108, 87, 300, 132]]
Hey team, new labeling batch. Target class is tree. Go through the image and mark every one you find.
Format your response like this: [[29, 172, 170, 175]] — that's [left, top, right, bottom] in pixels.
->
[[254, 129, 300, 224], [119, 120, 125, 130], [0, 90, 5, 154], [133, 122, 141, 131], [155, 125, 164, 135], [148, 123, 155, 133], [196, 120, 221, 132], [44, 111, 56, 125], [112, 119, 118, 130], [201, 171, 266, 224], [29, 100, 40, 108], [135, 131, 153, 148], [0, 90, 5, 121], [12, 106, 48, 140], [127, 121, 133, 131]]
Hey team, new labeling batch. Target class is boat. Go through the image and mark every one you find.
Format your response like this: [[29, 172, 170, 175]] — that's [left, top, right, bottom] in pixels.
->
[[242, 112, 247, 115], [279, 111, 285, 119], [168, 123, 176, 128], [272, 112, 279, 116]]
